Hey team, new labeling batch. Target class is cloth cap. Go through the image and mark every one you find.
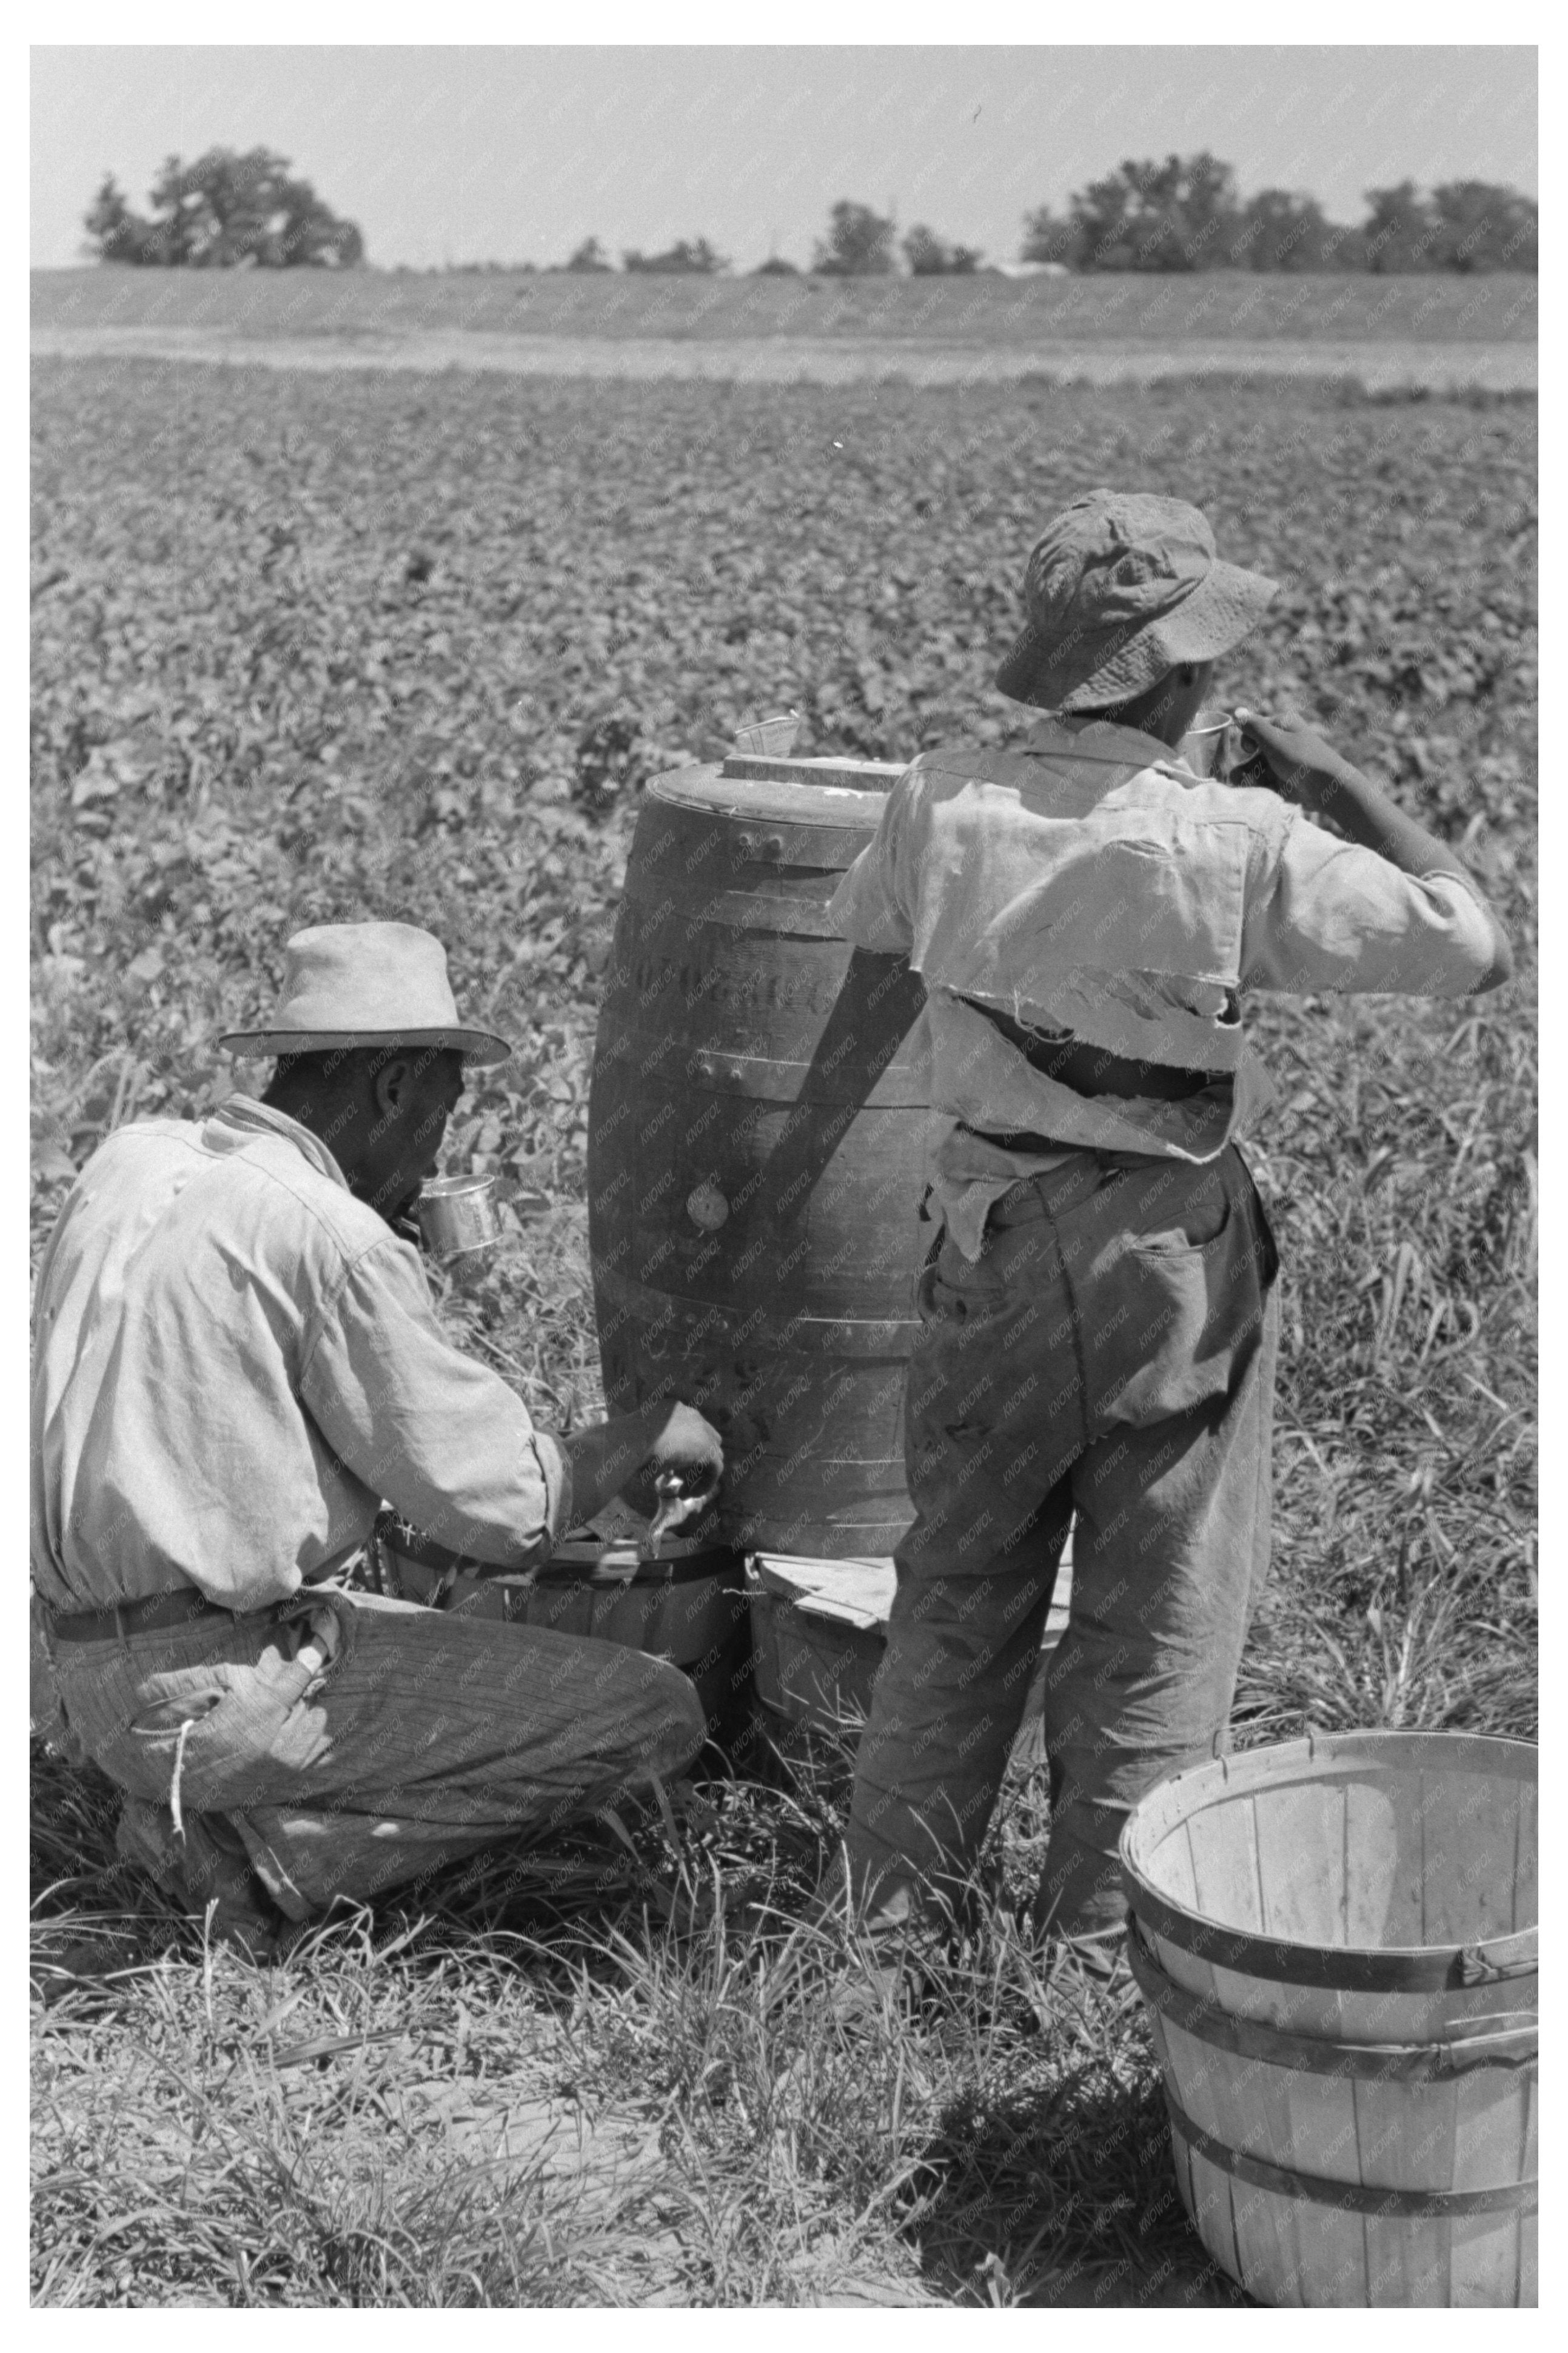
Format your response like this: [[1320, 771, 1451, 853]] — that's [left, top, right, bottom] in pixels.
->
[[218, 921, 511, 1065], [994, 489, 1277, 711]]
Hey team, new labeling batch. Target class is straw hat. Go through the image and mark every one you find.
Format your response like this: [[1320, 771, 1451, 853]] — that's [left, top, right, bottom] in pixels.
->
[[218, 922, 511, 1065], [995, 489, 1277, 711]]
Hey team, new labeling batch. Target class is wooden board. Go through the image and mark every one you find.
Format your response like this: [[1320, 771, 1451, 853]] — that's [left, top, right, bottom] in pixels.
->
[[752, 1531, 1073, 1645], [748, 1536, 1074, 1739]]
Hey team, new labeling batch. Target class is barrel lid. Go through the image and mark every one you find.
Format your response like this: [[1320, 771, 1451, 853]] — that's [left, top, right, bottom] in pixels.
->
[[720, 753, 906, 785], [649, 757, 902, 828]]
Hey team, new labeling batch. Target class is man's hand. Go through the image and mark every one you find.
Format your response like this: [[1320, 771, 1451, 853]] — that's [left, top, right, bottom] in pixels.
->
[[557, 1402, 722, 1529], [623, 1403, 725, 1520], [1229, 703, 1512, 989], [1229, 707, 1350, 811]]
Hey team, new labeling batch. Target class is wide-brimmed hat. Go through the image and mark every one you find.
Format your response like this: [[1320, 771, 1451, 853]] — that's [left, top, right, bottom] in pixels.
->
[[218, 921, 511, 1065], [995, 490, 1277, 711]]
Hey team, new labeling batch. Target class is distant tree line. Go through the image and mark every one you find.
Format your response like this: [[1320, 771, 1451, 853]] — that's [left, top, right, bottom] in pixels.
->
[[678, 173, 1536, 278], [802, 201, 981, 277], [81, 151, 1535, 275], [622, 237, 728, 274], [558, 234, 730, 274], [1019, 155, 1536, 274], [792, 170, 1536, 277], [84, 148, 363, 267]]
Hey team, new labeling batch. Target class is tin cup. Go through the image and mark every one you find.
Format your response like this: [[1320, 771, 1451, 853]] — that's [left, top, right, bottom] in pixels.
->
[[1179, 706, 1267, 787], [1176, 705, 1235, 777], [417, 1172, 501, 1264]]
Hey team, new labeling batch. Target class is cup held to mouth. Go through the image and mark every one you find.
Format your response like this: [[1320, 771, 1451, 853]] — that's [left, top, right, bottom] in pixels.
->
[[417, 1172, 501, 1264]]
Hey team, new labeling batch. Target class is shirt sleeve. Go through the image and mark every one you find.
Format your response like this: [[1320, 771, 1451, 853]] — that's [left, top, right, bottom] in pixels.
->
[[298, 1237, 573, 1569], [1242, 813, 1498, 997], [827, 767, 917, 953]]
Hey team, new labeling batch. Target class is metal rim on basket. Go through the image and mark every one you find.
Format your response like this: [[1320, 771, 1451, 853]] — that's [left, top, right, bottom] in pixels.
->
[[1125, 1914, 1538, 2077], [1164, 2093, 1538, 2219]]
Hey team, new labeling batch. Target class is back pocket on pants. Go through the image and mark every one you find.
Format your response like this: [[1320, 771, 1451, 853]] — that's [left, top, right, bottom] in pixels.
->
[[1075, 1175, 1271, 1427]]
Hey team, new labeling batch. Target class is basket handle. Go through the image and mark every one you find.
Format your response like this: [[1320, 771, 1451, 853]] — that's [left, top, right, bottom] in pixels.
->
[[1458, 1941, 1538, 1986]]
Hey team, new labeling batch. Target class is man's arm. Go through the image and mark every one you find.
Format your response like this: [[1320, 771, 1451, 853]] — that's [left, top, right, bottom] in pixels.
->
[[1233, 708, 1513, 992], [301, 1243, 720, 1565]]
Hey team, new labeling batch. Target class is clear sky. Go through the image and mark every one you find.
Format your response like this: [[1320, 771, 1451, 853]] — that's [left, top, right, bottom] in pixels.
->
[[31, 44, 1538, 273]]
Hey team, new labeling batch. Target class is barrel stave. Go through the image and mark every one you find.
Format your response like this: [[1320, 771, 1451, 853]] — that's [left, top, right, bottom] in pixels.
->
[[1363, 2212, 1456, 2306], [1448, 2210, 1529, 2308], [601, 928, 933, 1103], [1230, 2170, 1345, 2307], [1251, 1777, 1351, 1945], [1173, 2136, 1247, 2298], [597, 1081, 930, 1316], [1513, 1778, 1538, 1933], [1417, 1765, 1532, 1945]]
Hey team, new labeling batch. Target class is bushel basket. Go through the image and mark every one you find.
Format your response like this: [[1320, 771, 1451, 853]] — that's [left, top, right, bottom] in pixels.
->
[[1120, 1730, 1537, 2307]]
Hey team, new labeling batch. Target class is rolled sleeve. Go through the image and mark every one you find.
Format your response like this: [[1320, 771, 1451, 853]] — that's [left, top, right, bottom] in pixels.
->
[[828, 770, 917, 953], [299, 1238, 572, 1569], [1244, 815, 1498, 998]]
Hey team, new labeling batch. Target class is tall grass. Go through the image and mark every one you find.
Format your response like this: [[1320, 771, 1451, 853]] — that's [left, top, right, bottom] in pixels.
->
[[32, 1728, 1248, 2308]]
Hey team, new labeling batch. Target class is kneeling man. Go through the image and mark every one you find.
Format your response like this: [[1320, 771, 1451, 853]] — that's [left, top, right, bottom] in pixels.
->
[[32, 921, 723, 1950]]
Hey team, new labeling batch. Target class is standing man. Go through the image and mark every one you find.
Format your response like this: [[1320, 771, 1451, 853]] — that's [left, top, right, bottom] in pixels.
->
[[756, 491, 1511, 1960], [32, 921, 724, 1952]]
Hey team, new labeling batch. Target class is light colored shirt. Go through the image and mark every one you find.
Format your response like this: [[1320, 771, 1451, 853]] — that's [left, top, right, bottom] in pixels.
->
[[30, 1095, 572, 1614], [829, 716, 1498, 1255]]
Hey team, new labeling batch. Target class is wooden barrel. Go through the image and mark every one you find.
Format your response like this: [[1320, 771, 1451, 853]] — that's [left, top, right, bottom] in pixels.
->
[[587, 755, 936, 1557], [1119, 1730, 1538, 2307]]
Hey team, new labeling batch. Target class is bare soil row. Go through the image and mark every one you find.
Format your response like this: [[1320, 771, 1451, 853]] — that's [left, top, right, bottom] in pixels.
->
[[30, 323, 1536, 392]]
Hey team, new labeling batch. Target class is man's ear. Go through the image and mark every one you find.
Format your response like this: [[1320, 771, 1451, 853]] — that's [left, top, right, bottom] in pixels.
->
[[372, 1056, 414, 1116]]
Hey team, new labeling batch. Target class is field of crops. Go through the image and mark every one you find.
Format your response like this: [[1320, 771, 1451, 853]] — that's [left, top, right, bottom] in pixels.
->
[[30, 355, 1536, 2306]]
